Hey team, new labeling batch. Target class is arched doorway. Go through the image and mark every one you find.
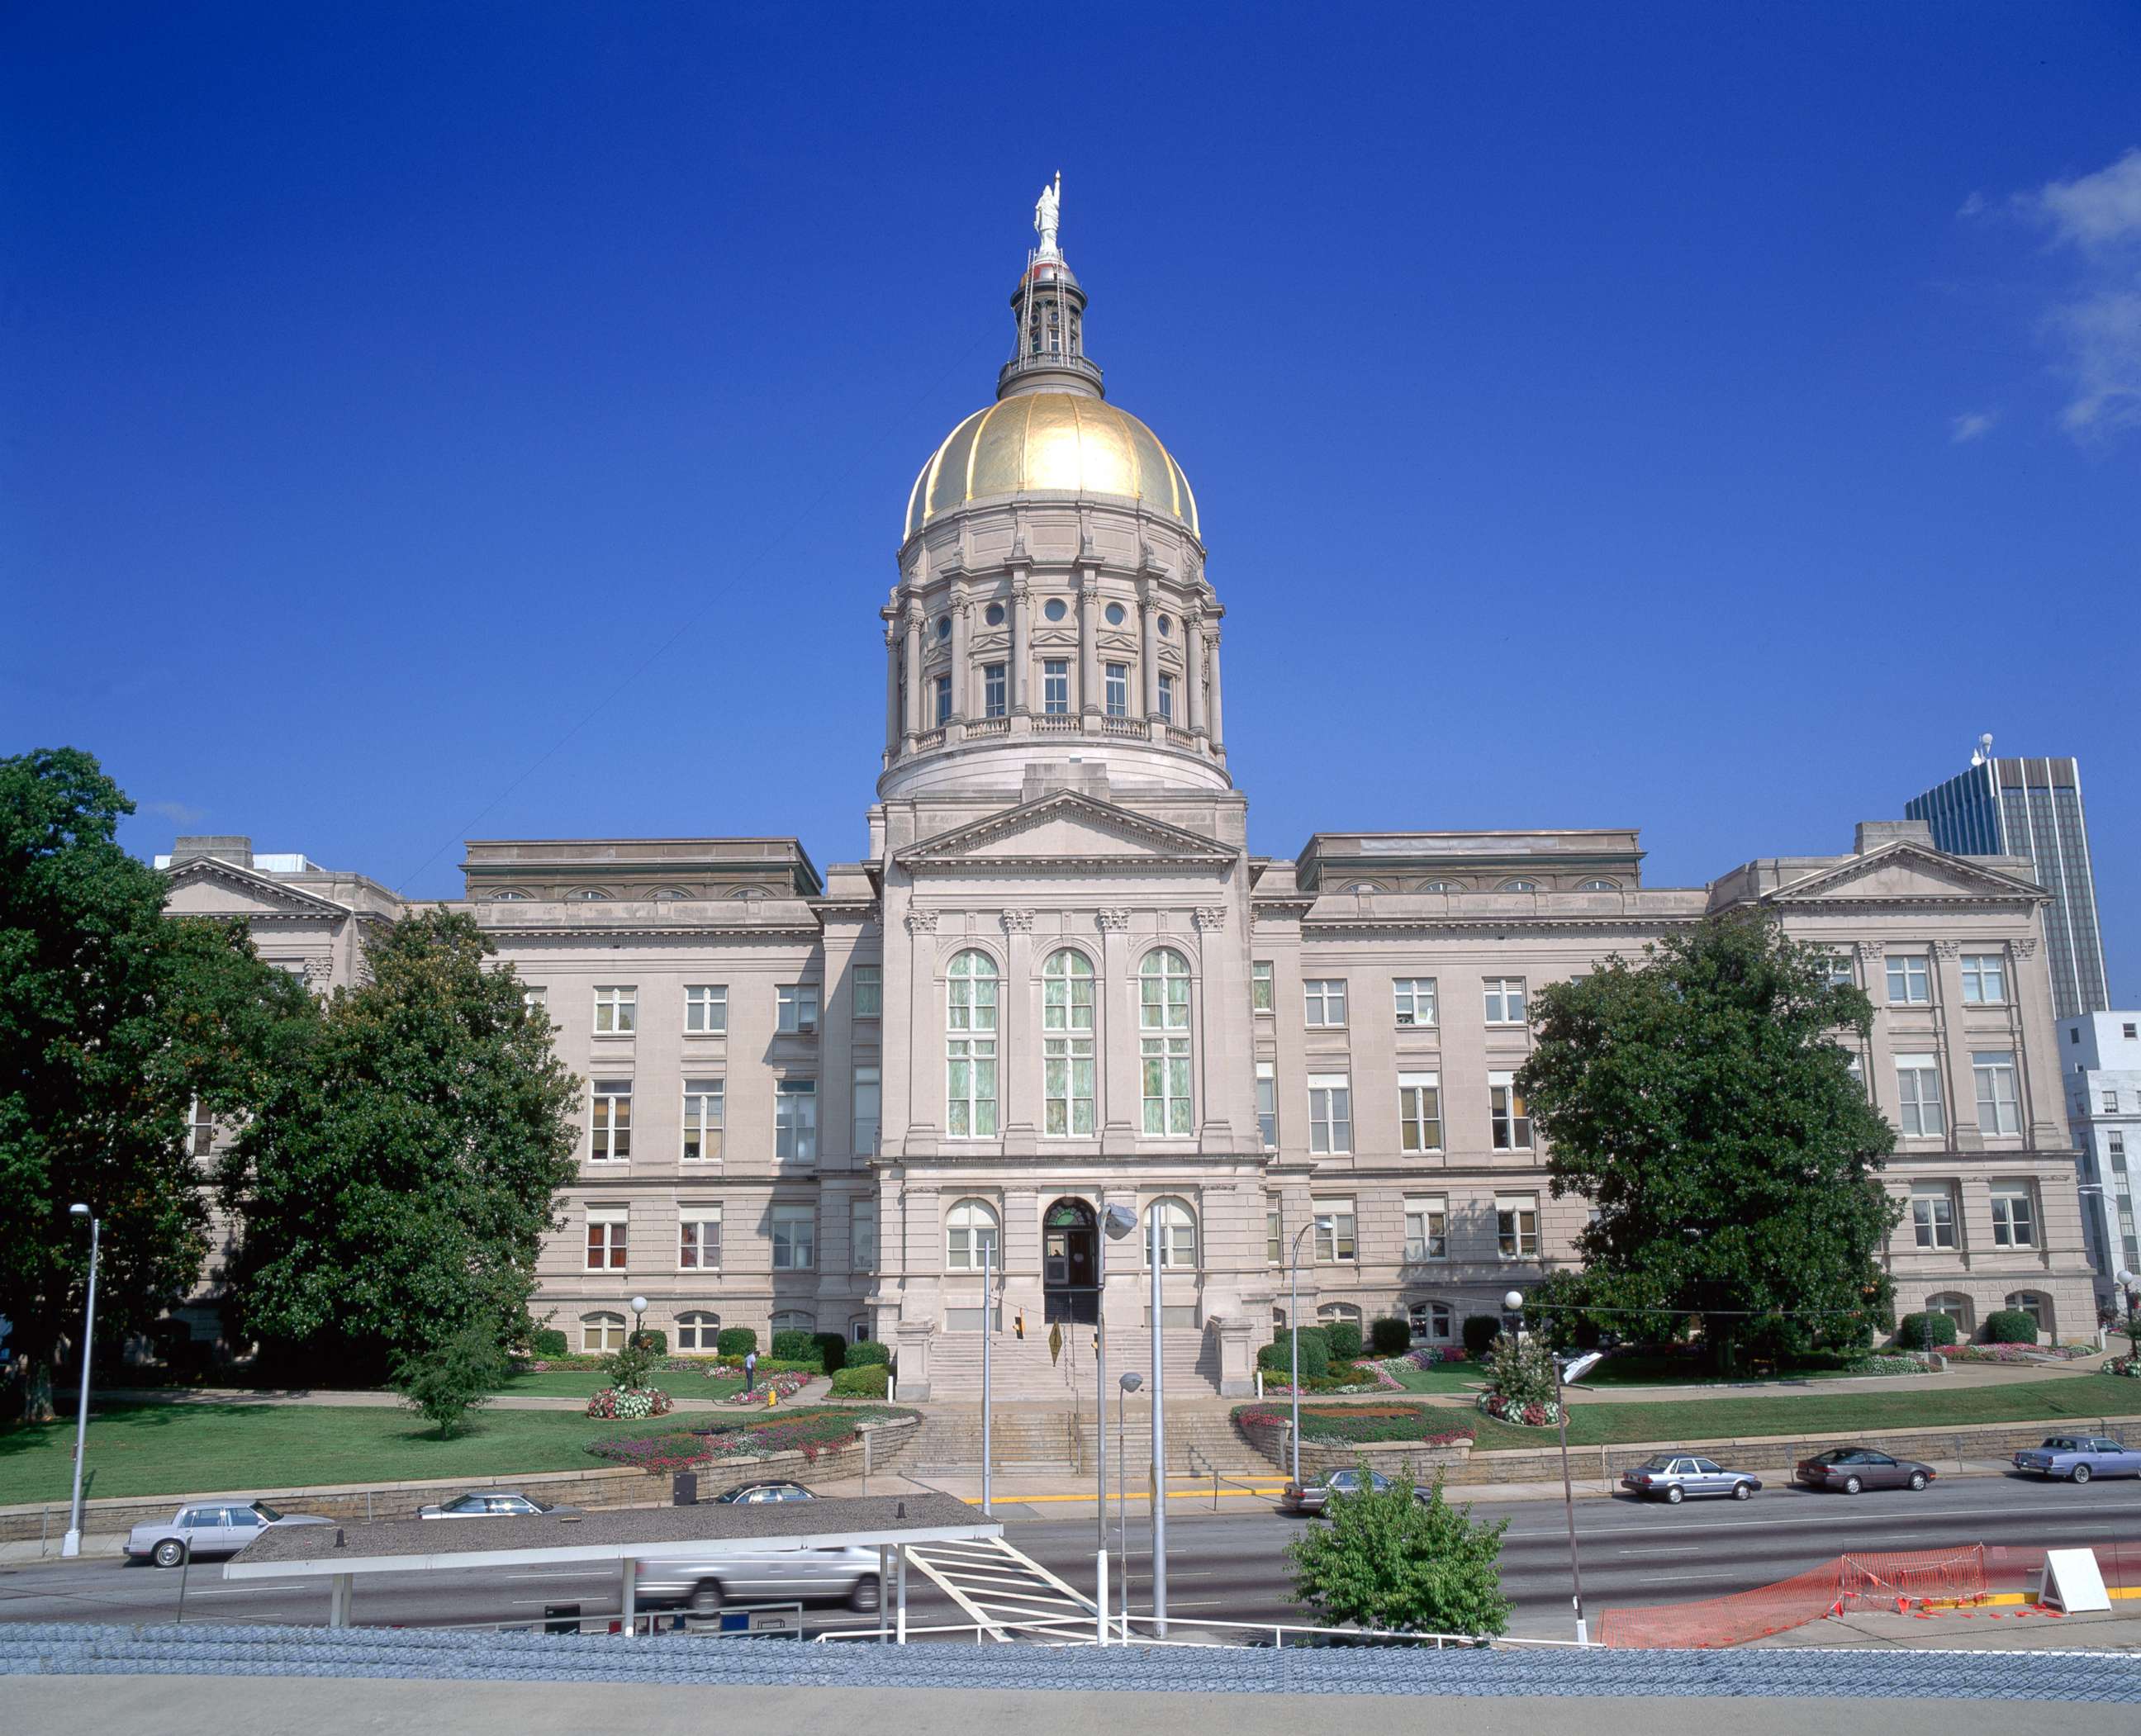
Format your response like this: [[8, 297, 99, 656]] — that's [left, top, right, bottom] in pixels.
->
[[1042, 1198, 1098, 1324]]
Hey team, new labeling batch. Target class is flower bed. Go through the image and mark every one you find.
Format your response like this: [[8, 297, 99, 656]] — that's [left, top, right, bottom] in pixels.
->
[[1840, 1354, 1933, 1376], [1393, 1346, 1469, 1368], [1260, 1359, 1384, 1397], [1944, 1343, 2093, 1365], [584, 1405, 918, 1472], [2108, 1354, 2141, 1379], [1474, 1392, 1561, 1428], [585, 1387, 673, 1421], [720, 1370, 812, 1406], [1233, 1402, 1475, 1449]]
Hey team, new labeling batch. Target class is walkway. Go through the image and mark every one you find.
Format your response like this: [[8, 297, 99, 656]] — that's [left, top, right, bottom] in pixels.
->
[[92, 1381, 835, 1414]]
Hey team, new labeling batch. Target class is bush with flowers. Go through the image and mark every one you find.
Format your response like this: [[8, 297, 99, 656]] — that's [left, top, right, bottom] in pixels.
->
[[1474, 1331, 1561, 1428], [2109, 1354, 2141, 1379], [1233, 1402, 1474, 1449], [1474, 1392, 1560, 1427], [720, 1368, 812, 1406], [585, 1386, 674, 1421]]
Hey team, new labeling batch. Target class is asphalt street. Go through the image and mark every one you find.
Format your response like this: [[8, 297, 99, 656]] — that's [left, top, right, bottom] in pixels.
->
[[3, 1473, 2136, 1641]]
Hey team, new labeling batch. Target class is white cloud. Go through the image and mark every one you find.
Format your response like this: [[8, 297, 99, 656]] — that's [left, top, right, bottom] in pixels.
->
[[2049, 283, 2141, 436], [1956, 190, 1987, 220], [1949, 410, 1998, 443], [145, 799, 207, 828], [2009, 149, 2141, 443], [2028, 148, 2141, 250]]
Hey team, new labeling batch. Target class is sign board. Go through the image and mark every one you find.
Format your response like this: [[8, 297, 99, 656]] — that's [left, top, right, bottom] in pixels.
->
[[2037, 1548, 2111, 1614], [710, 1603, 804, 1639]]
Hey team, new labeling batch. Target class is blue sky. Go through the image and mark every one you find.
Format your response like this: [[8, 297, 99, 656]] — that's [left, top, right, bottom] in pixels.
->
[[5, 5, 2139, 999]]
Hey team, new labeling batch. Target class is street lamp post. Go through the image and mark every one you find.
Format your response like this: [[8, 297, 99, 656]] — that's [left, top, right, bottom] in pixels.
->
[[629, 1294, 648, 1340], [1147, 1203, 1167, 1638], [61, 1204, 100, 1560], [1287, 1222, 1314, 1485], [1118, 1368, 1142, 1639], [1507, 1289, 1598, 1646], [982, 1234, 995, 1517], [1096, 1204, 1137, 1552]]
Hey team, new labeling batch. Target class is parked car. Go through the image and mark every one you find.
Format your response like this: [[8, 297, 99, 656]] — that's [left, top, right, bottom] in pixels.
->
[[123, 1500, 330, 1568], [1620, 1453, 1761, 1503], [2011, 1436, 2141, 1482], [710, 1480, 816, 1505], [1793, 1448, 1936, 1494], [1279, 1468, 1390, 1515], [634, 1546, 881, 1615], [417, 1492, 583, 1520]]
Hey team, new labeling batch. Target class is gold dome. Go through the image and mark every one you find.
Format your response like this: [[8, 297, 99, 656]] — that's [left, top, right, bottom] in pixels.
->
[[904, 392, 1199, 542]]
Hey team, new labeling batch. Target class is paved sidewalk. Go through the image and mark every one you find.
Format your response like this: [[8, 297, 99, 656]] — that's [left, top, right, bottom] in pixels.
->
[[1750, 1602, 2141, 1652], [90, 1382, 835, 1415]]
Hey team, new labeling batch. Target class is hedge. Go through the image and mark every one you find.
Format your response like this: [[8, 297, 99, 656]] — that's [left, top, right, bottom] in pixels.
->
[[1461, 1316, 1502, 1359], [770, 1330, 819, 1364], [1896, 1311, 1958, 1350], [1370, 1316, 1412, 1357], [813, 1332, 848, 1374], [632, 1328, 667, 1356], [716, 1327, 758, 1357], [1325, 1320, 1364, 1361], [829, 1364, 890, 1398], [530, 1327, 568, 1359], [1259, 1332, 1330, 1380], [1982, 1309, 2039, 1345]]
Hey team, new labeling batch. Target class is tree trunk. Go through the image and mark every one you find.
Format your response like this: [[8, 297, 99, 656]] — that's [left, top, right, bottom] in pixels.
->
[[15, 1359, 55, 1425]]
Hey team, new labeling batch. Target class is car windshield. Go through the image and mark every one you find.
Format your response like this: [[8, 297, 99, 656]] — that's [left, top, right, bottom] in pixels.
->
[[251, 1502, 283, 1522], [528, 1499, 554, 1513]]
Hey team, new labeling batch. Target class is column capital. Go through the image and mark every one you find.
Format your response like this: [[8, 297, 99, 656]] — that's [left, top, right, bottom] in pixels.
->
[[1192, 905, 1227, 933], [904, 910, 938, 936], [1011, 575, 1030, 600], [1095, 908, 1132, 932], [1000, 908, 1036, 933]]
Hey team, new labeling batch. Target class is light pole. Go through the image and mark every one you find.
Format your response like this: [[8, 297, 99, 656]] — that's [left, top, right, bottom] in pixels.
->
[[1507, 1289, 1599, 1645], [61, 1204, 100, 1559], [1147, 1202, 1167, 1638], [1118, 1368, 1142, 1639], [1287, 1221, 1314, 1485], [981, 1231, 995, 1517], [1096, 1203, 1137, 1551], [629, 1294, 648, 1340]]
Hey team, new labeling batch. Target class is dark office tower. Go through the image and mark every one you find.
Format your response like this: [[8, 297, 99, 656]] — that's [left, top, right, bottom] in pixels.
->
[[1906, 736, 2110, 1020]]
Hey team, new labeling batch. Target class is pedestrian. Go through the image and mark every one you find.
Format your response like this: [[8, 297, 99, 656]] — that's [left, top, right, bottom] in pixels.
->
[[743, 1347, 757, 1396]]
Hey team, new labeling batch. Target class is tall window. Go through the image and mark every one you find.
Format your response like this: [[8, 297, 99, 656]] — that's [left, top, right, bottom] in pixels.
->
[[945, 1198, 999, 1270], [1398, 1072, 1441, 1152], [933, 674, 952, 727], [1042, 948, 1095, 1136], [1251, 960, 1274, 1013], [584, 1207, 627, 1271], [1973, 1051, 2020, 1135], [982, 663, 1007, 719], [852, 1065, 881, 1156], [187, 1098, 215, 1158], [775, 1079, 817, 1162], [1960, 954, 2007, 1004], [1042, 658, 1070, 715], [1308, 1073, 1351, 1154], [1156, 671, 1175, 723], [947, 950, 1000, 1137], [1489, 1073, 1530, 1150], [1139, 948, 1193, 1136], [1497, 1194, 1540, 1257], [771, 1203, 816, 1269], [685, 985, 727, 1033], [852, 964, 881, 1018], [681, 1079, 723, 1162], [1303, 979, 1347, 1027], [1393, 978, 1437, 1027], [1910, 1182, 1957, 1250], [1256, 1061, 1278, 1150], [679, 1205, 721, 1270], [851, 1196, 878, 1272], [1313, 1201, 1356, 1263], [1266, 1201, 1283, 1265], [1989, 1183, 2036, 1248], [593, 985, 636, 1034], [777, 984, 819, 1034], [1104, 663, 1129, 718], [1404, 1196, 1447, 1262], [1483, 978, 1527, 1024], [591, 1080, 632, 1161], [1886, 954, 1932, 1006], [1146, 1198, 1197, 1269], [521, 984, 548, 1020], [1894, 1055, 1944, 1137]]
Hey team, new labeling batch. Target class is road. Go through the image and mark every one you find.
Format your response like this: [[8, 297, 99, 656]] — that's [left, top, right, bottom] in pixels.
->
[[4, 1473, 2137, 1640]]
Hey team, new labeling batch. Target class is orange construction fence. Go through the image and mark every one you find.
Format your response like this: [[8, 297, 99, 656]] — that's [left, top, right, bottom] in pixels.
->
[[1597, 1548, 1987, 1648]]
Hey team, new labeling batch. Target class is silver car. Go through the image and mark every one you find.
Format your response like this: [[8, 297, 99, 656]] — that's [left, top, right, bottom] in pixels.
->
[[123, 1499, 330, 1568], [1620, 1452, 1762, 1504], [634, 1546, 883, 1615], [418, 1492, 583, 1520]]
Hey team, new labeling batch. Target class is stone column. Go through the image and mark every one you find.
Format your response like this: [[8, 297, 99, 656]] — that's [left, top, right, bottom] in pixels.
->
[[948, 595, 971, 740], [904, 910, 940, 1151], [883, 619, 901, 760], [1099, 909, 1137, 1137], [1140, 592, 1161, 719], [1205, 623, 1225, 753], [902, 605, 924, 747], [1185, 608, 1207, 738], [1000, 909, 1036, 1150], [1078, 576, 1100, 728], [1010, 577, 1032, 716]]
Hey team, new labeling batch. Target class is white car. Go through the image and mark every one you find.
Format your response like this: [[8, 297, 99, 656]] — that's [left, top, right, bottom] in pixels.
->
[[123, 1500, 330, 1568], [417, 1492, 583, 1520]]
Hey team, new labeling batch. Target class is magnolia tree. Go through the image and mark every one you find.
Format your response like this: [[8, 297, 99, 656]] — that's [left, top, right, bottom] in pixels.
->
[[1287, 1468, 1510, 1636]]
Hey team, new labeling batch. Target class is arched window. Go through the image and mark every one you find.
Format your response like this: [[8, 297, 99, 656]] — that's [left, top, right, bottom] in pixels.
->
[[675, 1311, 720, 1352], [1342, 882, 1383, 894], [1498, 878, 1540, 893], [770, 1309, 815, 1336], [2003, 1292, 2050, 1337], [1409, 1301, 1454, 1342], [946, 1198, 1000, 1270], [1576, 879, 1620, 892], [490, 890, 531, 902], [946, 950, 999, 1137], [1925, 1292, 1975, 1334], [1420, 880, 1462, 892], [566, 889, 612, 903], [580, 1311, 626, 1354], [653, 888, 693, 901], [1042, 949, 1095, 1136], [1146, 1197, 1198, 1269], [1139, 948, 1193, 1136], [729, 885, 768, 900], [1317, 1302, 1362, 1326], [848, 1316, 873, 1345]]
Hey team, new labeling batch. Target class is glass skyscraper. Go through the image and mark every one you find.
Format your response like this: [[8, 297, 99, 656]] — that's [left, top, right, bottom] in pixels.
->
[[1906, 746, 2110, 1019]]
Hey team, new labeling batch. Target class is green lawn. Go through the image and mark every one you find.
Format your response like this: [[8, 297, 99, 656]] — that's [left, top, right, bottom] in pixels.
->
[[1578, 1353, 1916, 1389], [1381, 1363, 1482, 1395], [500, 1370, 745, 1402]]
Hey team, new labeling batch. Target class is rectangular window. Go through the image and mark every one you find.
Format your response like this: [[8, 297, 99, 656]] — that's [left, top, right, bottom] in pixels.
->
[[982, 663, 1007, 719], [521, 984, 548, 1019], [681, 1079, 723, 1162], [1157, 671, 1175, 723], [1886, 954, 1932, 1006], [1973, 1051, 2020, 1135], [678, 1206, 721, 1271], [590, 1079, 633, 1161], [1497, 1193, 1540, 1257], [852, 1065, 881, 1157], [775, 1079, 817, 1162], [1819, 953, 1856, 987], [1895, 1055, 1945, 1137], [852, 964, 881, 1019], [187, 1098, 215, 1159], [1399, 1071, 1442, 1153], [1043, 1024, 1095, 1138], [1393, 978, 1438, 1027], [1484, 978, 1527, 1024], [1303, 979, 1347, 1027], [1308, 1073, 1352, 1155], [1910, 1182, 1958, 1250], [933, 674, 952, 727], [1959, 954, 2007, 1004], [1405, 1196, 1448, 1261], [1104, 662, 1129, 718], [1489, 1072, 1530, 1150], [1251, 960, 1274, 1013], [2110, 1131, 2127, 1160], [771, 1203, 816, 1270], [685, 984, 727, 1034], [1313, 1200, 1356, 1264], [777, 984, 819, 1034], [584, 1207, 627, 1271], [947, 1033, 999, 1137], [1990, 1183, 2036, 1249], [851, 1196, 878, 1272], [2105, 1090, 2121, 1115], [1266, 1202, 1283, 1266], [1256, 1061, 1278, 1150], [1042, 658, 1070, 715], [593, 985, 636, 1034], [1140, 1034, 1191, 1135]]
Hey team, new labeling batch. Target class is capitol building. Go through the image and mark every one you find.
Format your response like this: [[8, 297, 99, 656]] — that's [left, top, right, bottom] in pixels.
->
[[164, 194, 2097, 1396]]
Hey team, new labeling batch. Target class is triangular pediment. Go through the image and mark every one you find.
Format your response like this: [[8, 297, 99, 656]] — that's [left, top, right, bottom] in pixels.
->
[[895, 791, 1237, 873], [1764, 842, 2047, 907], [161, 857, 352, 919]]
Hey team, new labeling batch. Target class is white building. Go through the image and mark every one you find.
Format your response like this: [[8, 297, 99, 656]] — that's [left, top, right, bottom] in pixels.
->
[[2059, 1012, 2141, 1297]]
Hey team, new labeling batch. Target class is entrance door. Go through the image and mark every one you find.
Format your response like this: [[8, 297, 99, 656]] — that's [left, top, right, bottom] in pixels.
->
[[1042, 1198, 1098, 1324]]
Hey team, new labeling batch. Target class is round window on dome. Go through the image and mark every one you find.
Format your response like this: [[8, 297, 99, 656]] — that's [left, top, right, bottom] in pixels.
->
[[985, 602, 1006, 627], [1043, 598, 1068, 623], [937, 618, 952, 641], [1104, 603, 1127, 627], [1158, 614, 1172, 637]]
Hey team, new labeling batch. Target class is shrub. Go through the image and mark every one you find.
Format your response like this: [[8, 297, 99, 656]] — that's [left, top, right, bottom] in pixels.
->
[[1325, 1320, 1364, 1361], [1259, 1332, 1329, 1381], [1370, 1316, 1412, 1357], [530, 1327, 568, 1359], [1288, 1468, 1509, 1636], [389, 1321, 507, 1439], [829, 1364, 890, 1398], [812, 1332, 848, 1375], [1896, 1311, 1958, 1350], [634, 1328, 667, 1357], [585, 1385, 674, 1421], [1982, 1309, 2039, 1345], [1461, 1315, 1502, 1359], [846, 1339, 890, 1368], [770, 1330, 820, 1364], [716, 1327, 757, 1358], [1484, 1333, 1559, 1410]]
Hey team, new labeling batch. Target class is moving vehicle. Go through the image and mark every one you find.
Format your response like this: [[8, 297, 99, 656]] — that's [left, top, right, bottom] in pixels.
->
[[1619, 1453, 1761, 1503], [1793, 1448, 1935, 1494], [633, 1546, 881, 1615], [710, 1480, 815, 1504], [417, 1492, 583, 1520], [1278, 1468, 1390, 1515], [123, 1500, 330, 1568], [2011, 1436, 2141, 1482]]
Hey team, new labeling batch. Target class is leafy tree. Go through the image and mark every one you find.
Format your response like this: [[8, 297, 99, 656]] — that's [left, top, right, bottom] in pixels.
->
[[1287, 1468, 1509, 1636], [606, 1328, 662, 1393], [390, 1319, 508, 1438], [0, 748, 316, 1419], [1517, 912, 1901, 1373], [221, 909, 579, 1382]]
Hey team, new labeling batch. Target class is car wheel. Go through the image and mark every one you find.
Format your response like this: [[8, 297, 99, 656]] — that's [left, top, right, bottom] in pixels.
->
[[689, 1578, 726, 1615], [1908, 1472, 1928, 1492], [2072, 1463, 2091, 1485], [1732, 1481, 1753, 1501], [1841, 1476, 1863, 1496], [152, 1539, 186, 1569], [1664, 1485, 1683, 1505], [848, 1577, 881, 1613]]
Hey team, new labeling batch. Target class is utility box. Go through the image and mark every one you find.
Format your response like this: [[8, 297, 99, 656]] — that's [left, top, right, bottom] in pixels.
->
[[672, 1471, 698, 1506], [543, 1604, 581, 1634]]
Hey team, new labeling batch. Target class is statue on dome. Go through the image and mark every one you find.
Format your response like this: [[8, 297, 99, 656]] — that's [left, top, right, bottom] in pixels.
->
[[1033, 173, 1061, 257]]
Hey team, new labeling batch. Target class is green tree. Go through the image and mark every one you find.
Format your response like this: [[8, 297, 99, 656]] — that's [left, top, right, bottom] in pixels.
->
[[391, 1319, 510, 1438], [1517, 912, 1900, 1373], [222, 909, 580, 1382], [0, 748, 316, 1419], [1287, 1468, 1510, 1636]]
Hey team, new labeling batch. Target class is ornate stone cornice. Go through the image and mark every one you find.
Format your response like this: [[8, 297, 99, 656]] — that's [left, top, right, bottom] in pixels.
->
[[893, 789, 1237, 873]]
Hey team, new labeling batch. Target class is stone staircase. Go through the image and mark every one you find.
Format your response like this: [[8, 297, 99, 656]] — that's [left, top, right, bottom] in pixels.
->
[[910, 1404, 1276, 1477], [923, 1325, 1221, 1404]]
